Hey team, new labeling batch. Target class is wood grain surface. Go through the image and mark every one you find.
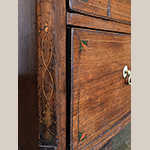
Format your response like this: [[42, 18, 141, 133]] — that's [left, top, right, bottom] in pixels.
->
[[54, 0, 67, 149], [37, 0, 66, 149], [68, 0, 131, 24], [19, 0, 131, 149], [69, 0, 108, 18], [110, 0, 131, 23], [70, 28, 131, 150], [67, 13, 131, 33]]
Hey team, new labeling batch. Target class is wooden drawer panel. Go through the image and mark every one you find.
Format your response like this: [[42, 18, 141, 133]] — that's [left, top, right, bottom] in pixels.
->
[[70, 28, 131, 149], [69, 0, 108, 18], [110, 0, 131, 23], [68, 0, 131, 23], [67, 13, 131, 33]]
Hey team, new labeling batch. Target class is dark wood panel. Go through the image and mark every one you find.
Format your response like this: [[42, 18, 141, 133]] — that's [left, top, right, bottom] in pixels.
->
[[70, 28, 131, 150], [54, 0, 67, 149], [37, 1, 57, 148], [67, 13, 131, 33], [37, 0, 66, 149]]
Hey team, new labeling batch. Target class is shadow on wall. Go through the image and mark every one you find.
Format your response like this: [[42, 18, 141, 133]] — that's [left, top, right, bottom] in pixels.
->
[[18, 0, 37, 75], [18, 0, 38, 149]]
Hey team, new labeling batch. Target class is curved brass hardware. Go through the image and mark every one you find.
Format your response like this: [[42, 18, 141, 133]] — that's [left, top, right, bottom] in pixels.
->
[[123, 65, 131, 85]]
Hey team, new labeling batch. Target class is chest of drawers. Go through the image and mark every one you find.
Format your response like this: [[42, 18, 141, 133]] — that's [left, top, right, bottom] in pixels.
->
[[18, 0, 131, 149]]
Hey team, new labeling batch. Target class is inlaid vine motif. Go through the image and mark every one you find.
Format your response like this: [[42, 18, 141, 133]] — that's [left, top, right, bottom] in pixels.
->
[[37, 0, 57, 147]]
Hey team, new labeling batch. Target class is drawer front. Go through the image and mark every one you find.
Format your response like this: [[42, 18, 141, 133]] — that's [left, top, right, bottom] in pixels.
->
[[69, 0, 108, 18], [70, 28, 131, 149], [69, 0, 131, 23], [110, 0, 131, 23]]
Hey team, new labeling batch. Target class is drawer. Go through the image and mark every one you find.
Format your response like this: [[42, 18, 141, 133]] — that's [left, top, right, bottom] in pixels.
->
[[69, 0, 108, 18], [69, 28, 131, 149], [110, 0, 131, 23], [69, 0, 131, 23]]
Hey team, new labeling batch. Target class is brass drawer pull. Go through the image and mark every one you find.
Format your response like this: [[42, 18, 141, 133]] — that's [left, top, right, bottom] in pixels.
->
[[123, 65, 131, 85]]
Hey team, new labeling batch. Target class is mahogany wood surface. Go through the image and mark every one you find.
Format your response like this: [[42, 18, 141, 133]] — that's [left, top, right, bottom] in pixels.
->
[[54, 0, 67, 149], [70, 28, 131, 150], [110, 0, 131, 23], [19, 0, 131, 149], [68, 0, 131, 24], [67, 13, 131, 33], [69, 0, 108, 18], [37, 0, 66, 149]]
